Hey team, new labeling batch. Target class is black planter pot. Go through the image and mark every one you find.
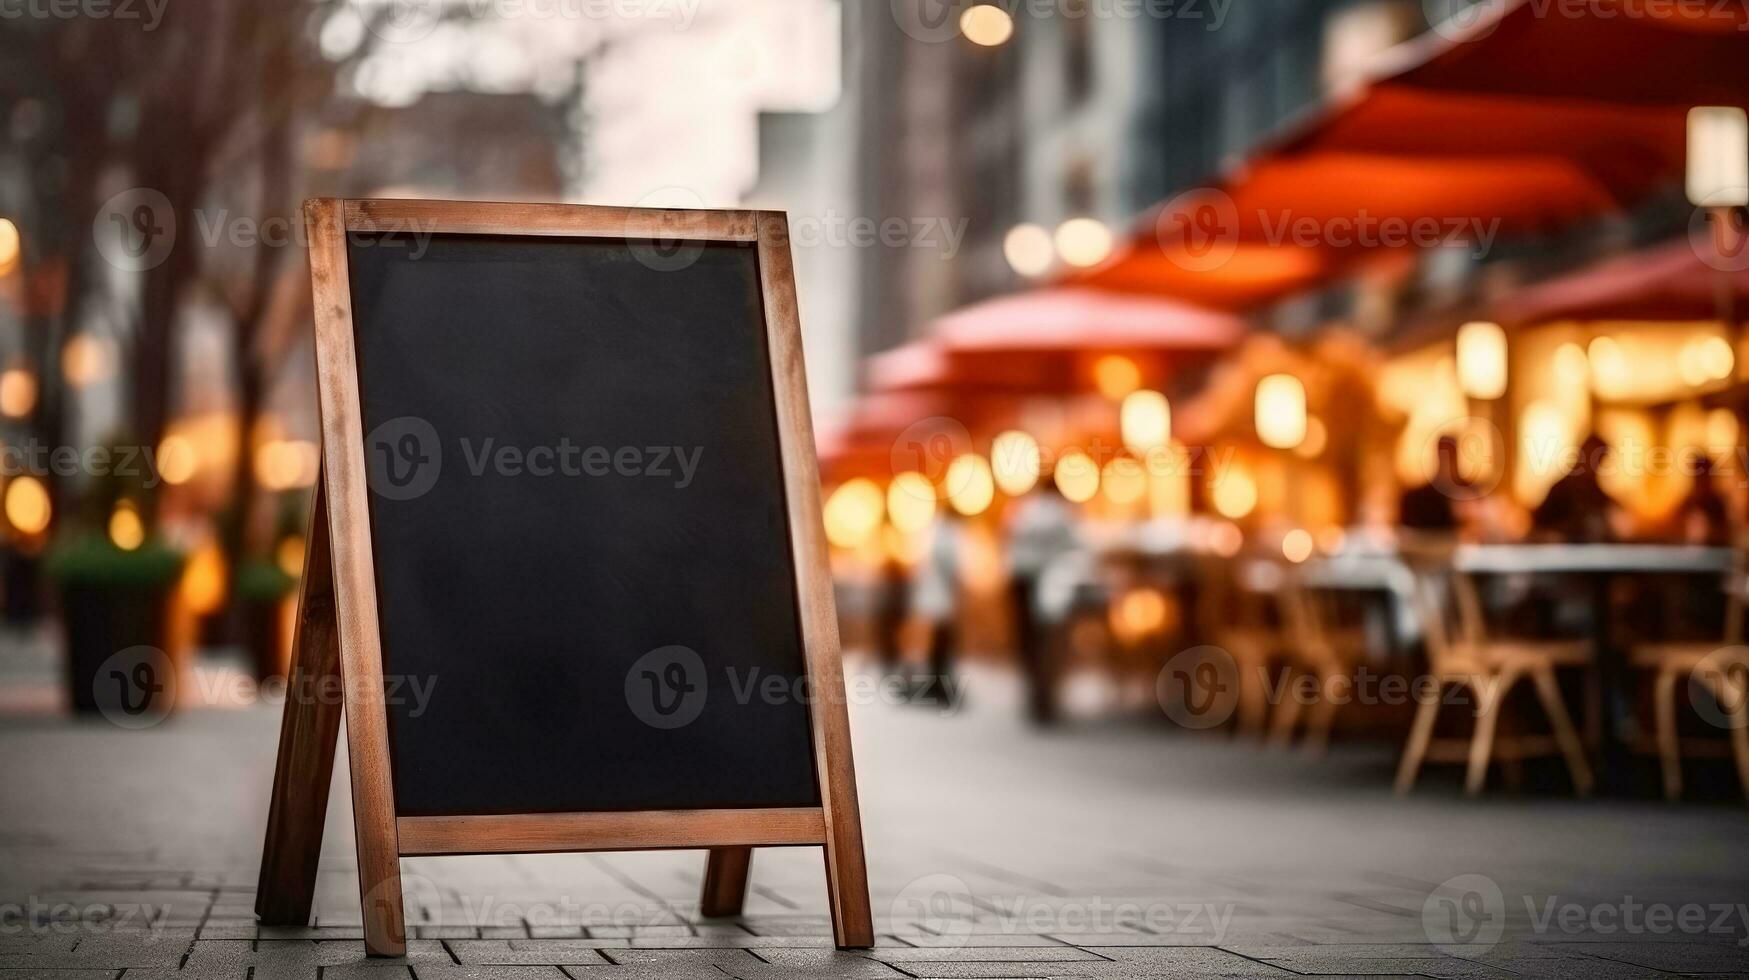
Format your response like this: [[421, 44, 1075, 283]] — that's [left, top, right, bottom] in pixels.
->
[[47, 537, 182, 718], [59, 580, 174, 714], [2, 550, 44, 626]]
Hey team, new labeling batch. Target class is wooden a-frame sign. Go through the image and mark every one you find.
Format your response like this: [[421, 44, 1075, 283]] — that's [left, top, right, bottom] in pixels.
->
[[255, 199, 873, 956]]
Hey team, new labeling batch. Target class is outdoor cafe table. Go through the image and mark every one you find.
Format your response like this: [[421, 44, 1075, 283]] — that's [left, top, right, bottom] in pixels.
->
[[1452, 543, 1734, 793]]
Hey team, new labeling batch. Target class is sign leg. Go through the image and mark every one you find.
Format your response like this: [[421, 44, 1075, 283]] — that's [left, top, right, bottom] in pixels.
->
[[699, 847, 752, 917], [257, 482, 344, 926]]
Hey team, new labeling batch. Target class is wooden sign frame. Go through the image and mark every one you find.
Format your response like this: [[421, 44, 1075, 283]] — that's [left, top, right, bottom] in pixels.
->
[[256, 199, 872, 956]]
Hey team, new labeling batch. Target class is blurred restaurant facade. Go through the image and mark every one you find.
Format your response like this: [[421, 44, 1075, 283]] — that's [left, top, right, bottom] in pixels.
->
[[3, 0, 1749, 795], [806, 0, 1749, 795]]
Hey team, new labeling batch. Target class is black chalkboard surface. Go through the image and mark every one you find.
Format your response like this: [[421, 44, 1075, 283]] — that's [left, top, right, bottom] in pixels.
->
[[259, 200, 870, 958], [346, 232, 820, 815]]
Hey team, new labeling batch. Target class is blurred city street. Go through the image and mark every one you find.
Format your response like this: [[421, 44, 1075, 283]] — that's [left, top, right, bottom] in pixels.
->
[[5, 635, 1749, 979]]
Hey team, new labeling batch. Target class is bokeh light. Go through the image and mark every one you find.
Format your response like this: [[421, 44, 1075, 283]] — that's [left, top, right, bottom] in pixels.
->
[[1053, 450, 1099, 503], [990, 430, 1041, 496]]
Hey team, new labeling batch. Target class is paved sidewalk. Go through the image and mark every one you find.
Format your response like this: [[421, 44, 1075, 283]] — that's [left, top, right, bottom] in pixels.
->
[[4, 651, 1749, 978]]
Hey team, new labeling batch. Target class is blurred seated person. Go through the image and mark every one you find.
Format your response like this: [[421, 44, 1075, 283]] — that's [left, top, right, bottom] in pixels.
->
[[1674, 456, 1732, 546], [1399, 435, 1477, 543], [1530, 434, 1619, 543]]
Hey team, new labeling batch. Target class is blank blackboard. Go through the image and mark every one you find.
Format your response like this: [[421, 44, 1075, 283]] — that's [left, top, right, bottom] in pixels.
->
[[345, 232, 821, 817]]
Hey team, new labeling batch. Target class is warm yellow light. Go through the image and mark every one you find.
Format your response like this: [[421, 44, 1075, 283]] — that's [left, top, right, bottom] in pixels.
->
[[1100, 457, 1146, 506], [944, 454, 995, 516], [255, 438, 320, 491], [1093, 354, 1142, 400], [276, 536, 306, 578], [0, 218, 18, 277], [1211, 466, 1257, 519], [824, 478, 884, 549], [1255, 374, 1307, 450], [157, 434, 199, 486], [180, 544, 228, 616], [1208, 521, 1243, 557], [886, 471, 937, 533], [882, 523, 924, 566], [3, 475, 50, 535], [990, 430, 1040, 496], [1054, 450, 1099, 503], [1147, 445, 1191, 518], [1456, 321, 1508, 400], [1002, 223, 1054, 277], [1553, 341, 1589, 386], [1054, 217, 1112, 268], [1316, 526, 1347, 555], [1112, 588, 1169, 639], [1295, 416, 1328, 459], [61, 334, 115, 388], [1281, 528, 1314, 564], [958, 3, 1013, 45], [0, 367, 37, 419], [1688, 334, 1736, 383], [1687, 106, 1749, 207], [1120, 390, 1170, 453], [1708, 407, 1740, 451], [108, 501, 145, 551], [1588, 336, 1630, 399]]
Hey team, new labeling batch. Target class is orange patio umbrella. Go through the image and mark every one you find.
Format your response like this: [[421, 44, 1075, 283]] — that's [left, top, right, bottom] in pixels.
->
[[867, 287, 1244, 393]]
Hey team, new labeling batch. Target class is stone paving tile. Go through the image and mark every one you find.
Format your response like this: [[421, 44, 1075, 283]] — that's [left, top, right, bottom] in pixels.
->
[[864, 947, 1104, 963], [1554, 940, 1749, 973], [1473, 958, 1690, 979], [0, 971, 121, 980], [734, 950, 910, 978], [446, 942, 612, 966], [558, 970, 730, 980], [413, 968, 567, 980]]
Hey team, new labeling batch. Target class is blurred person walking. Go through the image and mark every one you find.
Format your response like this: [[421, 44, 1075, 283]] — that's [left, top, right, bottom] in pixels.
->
[[911, 508, 965, 708], [1005, 475, 1082, 725]]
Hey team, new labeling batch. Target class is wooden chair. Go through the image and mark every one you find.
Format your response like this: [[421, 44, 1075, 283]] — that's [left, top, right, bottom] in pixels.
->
[[1629, 553, 1749, 802], [1396, 568, 1594, 796], [1268, 568, 1369, 755], [1197, 554, 1286, 739]]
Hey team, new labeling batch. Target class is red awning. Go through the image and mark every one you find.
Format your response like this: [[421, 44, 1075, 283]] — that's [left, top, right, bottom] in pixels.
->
[[1073, 0, 1748, 309], [1390, 0, 1749, 105], [1496, 233, 1749, 325]]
